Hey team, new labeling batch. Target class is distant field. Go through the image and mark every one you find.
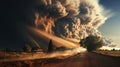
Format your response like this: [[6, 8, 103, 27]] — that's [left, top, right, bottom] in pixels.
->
[[0, 51, 70, 61], [94, 50, 120, 57], [0, 52, 44, 59], [0, 48, 85, 62]]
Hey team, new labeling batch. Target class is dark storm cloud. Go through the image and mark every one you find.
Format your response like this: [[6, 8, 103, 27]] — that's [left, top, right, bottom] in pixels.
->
[[35, 0, 107, 40], [0, 0, 108, 49]]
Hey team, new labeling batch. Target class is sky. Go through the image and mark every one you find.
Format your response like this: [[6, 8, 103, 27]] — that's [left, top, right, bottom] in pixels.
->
[[99, 0, 120, 47]]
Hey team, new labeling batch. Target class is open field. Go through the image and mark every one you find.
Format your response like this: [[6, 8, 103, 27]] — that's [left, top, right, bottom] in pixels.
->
[[94, 50, 120, 57], [0, 48, 86, 62]]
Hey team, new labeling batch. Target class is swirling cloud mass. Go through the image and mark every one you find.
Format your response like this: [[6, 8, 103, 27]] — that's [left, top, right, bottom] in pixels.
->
[[34, 0, 107, 40]]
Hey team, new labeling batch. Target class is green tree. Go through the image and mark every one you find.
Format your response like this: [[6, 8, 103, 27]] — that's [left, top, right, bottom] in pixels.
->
[[23, 44, 32, 52], [79, 35, 104, 51]]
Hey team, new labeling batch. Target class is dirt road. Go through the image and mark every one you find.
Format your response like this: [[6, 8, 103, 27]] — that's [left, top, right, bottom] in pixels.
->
[[0, 52, 120, 67]]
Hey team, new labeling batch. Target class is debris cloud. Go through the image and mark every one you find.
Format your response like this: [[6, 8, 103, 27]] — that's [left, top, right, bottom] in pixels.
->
[[35, 0, 107, 40]]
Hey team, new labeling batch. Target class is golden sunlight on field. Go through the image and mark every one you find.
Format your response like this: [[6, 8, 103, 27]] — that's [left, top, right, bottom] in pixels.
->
[[0, 47, 86, 62], [100, 46, 120, 50]]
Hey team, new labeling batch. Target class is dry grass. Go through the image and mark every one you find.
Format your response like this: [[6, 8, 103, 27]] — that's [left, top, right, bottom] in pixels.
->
[[94, 50, 120, 57], [0, 48, 86, 61], [0, 51, 43, 59]]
